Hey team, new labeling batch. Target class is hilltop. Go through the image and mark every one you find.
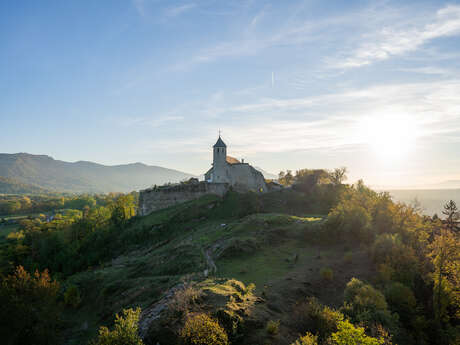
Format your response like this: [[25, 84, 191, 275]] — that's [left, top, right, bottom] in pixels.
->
[[1, 171, 458, 345], [0, 153, 195, 193]]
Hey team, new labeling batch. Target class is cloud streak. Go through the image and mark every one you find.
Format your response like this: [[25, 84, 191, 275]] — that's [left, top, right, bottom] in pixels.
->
[[165, 3, 196, 17], [335, 5, 460, 68]]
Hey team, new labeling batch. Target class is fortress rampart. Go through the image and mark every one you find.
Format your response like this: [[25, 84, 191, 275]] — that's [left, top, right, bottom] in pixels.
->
[[139, 181, 229, 216]]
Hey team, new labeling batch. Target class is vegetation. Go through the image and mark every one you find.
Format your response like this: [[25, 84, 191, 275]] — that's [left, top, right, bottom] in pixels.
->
[[0, 170, 458, 345], [89, 308, 144, 345], [180, 313, 228, 345], [0, 266, 61, 345]]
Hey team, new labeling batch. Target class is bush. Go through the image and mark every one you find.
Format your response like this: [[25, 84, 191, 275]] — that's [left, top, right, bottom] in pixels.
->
[[384, 282, 416, 323], [372, 234, 418, 287], [342, 278, 395, 330], [180, 313, 228, 345], [324, 201, 373, 244], [266, 320, 280, 335], [329, 320, 384, 345], [64, 284, 81, 308], [291, 332, 318, 345], [291, 297, 343, 341], [320, 267, 334, 281], [90, 308, 143, 345]]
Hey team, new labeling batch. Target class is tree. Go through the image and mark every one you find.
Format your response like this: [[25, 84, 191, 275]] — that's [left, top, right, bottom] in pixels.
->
[[429, 229, 460, 324], [110, 194, 136, 226], [0, 266, 61, 345], [330, 320, 384, 345], [329, 167, 348, 186], [442, 200, 459, 233], [279, 170, 294, 186], [90, 308, 144, 345]]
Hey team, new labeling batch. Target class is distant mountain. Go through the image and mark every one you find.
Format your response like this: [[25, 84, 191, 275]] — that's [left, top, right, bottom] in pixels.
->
[[254, 167, 278, 180], [0, 176, 51, 194], [429, 180, 460, 189], [0, 153, 195, 193]]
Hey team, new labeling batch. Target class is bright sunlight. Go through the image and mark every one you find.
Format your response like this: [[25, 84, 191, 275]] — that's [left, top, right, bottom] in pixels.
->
[[358, 113, 418, 161]]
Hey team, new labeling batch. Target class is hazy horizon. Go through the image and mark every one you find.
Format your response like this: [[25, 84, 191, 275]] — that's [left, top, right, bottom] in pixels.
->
[[1, 0, 460, 188]]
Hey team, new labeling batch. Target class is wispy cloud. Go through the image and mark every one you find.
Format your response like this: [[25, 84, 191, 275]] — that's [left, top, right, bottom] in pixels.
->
[[165, 3, 196, 17], [335, 5, 460, 68], [131, 79, 460, 157]]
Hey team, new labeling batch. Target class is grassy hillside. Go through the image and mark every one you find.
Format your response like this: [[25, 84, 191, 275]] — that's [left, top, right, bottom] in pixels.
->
[[2, 181, 458, 345], [0, 153, 194, 193]]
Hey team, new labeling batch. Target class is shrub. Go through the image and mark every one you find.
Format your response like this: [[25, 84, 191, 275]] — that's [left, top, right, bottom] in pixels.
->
[[320, 267, 334, 281], [324, 201, 373, 244], [344, 278, 387, 313], [291, 332, 318, 345], [385, 282, 416, 323], [64, 284, 81, 308], [342, 278, 395, 331], [266, 320, 280, 335], [291, 297, 343, 341], [371, 234, 418, 286], [180, 313, 228, 345], [329, 320, 384, 345], [90, 308, 144, 345]]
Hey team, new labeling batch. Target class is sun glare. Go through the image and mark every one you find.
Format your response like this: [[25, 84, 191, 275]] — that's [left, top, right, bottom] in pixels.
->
[[358, 113, 418, 161]]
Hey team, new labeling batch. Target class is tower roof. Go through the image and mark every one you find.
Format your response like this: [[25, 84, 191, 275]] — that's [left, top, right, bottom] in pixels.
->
[[213, 136, 227, 148]]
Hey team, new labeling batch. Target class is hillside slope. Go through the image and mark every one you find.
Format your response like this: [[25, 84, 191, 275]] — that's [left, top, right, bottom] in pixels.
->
[[62, 192, 374, 344], [0, 176, 51, 194], [0, 153, 195, 193]]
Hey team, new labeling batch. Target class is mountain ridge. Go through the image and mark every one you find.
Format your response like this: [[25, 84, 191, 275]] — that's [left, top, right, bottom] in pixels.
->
[[0, 153, 195, 193]]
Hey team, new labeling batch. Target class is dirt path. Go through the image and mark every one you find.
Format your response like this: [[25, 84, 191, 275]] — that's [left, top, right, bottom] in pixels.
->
[[204, 248, 217, 275]]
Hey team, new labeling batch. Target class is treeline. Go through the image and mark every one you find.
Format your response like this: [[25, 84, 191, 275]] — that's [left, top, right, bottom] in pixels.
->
[[0, 193, 138, 277], [312, 181, 460, 344], [0, 192, 139, 216]]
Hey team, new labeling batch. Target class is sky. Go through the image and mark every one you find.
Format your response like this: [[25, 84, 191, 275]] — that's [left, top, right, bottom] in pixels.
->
[[1, 0, 460, 188]]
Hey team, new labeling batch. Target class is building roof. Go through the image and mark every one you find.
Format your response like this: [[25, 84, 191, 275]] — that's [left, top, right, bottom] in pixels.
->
[[213, 136, 227, 148], [226, 156, 240, 164]]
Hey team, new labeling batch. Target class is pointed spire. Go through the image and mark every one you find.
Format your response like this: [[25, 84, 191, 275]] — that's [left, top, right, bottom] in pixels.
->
[[213, 134, 226, 148]]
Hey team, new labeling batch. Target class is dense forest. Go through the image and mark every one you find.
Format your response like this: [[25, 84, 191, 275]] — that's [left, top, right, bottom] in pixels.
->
[[0, 169, 458, 345]]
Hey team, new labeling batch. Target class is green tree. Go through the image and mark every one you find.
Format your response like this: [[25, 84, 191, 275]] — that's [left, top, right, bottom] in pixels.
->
[[110, 194, 136, 226], [429, 229, 460, 324], [90, 308, 144, 345], [0, 266, 61, 345], [330, 320, 384, 345]]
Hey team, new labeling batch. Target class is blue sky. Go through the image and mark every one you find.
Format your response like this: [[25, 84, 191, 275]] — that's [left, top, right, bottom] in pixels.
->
[[1, 0, 460, 188]]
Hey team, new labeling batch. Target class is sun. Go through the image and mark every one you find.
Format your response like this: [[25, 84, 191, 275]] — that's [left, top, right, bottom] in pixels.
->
[[358, 113, 418, 161]]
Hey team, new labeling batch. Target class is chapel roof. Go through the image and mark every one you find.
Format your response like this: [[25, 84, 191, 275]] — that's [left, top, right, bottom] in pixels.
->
[[213, 136, 227, 148], [226, 156, 240, 164]]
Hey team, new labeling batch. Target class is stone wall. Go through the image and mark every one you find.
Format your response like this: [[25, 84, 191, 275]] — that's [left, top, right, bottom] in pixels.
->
[[139, 181, 229, 216]]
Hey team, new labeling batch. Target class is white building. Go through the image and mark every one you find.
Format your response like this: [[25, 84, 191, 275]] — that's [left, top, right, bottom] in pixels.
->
[[204, 136, 267, 192]]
